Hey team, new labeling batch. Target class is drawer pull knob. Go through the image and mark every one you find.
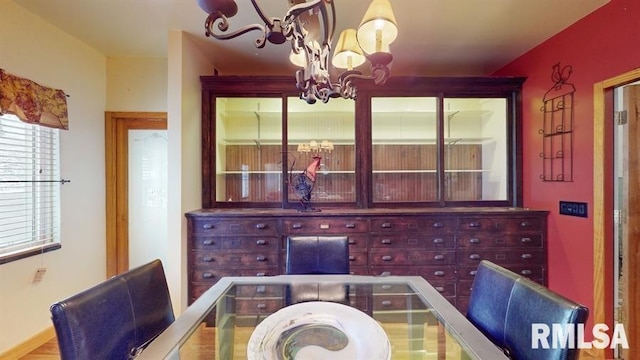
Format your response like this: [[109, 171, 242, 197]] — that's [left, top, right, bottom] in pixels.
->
[[348, 239, 356, 244], [433, 222, 444, 228], [521, 269, 533, 275], [256, 255, 266, 262], [255, 223, 267, 230], [434, 271, 445, 277], [256, 239, 267, 245], [435, 286, 444, 292], [345, 223, 356, 229], [382, 255, 392, 261], [469, 238, 480, 244], [256, 303, 267, 310], [202, 240, 214, 246], [256, 286, 266, 293], [381, 300, 392, 307], [433, 238, 444, 244], [381, 239, 392, 245], [381, 223, 392, 229], [256, 272, 265, 276], [520, 237, 532, 243], [203, 272, 214, 279], [382, 284, 391, 290], [521, 221, 531, 227], [521, 253, 533, 259], [202, 223, 214, 229], [468, 222, 480, 228], [469, 270, 477, 276], [203, 256, 214, 262], [292, 223, 303, 229], [434, 254, 445, 261], [349, 255, 355, 261], [469, 254, 481, 260]]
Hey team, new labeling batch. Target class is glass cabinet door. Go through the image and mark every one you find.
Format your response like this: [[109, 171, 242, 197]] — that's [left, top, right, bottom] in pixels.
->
[[371, 97, 438, 202], [215, 97, 283, 203], [287, 97, 356, 204]]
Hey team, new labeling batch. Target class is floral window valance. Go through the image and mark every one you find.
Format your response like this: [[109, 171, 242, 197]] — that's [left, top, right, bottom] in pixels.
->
[[0, 69, 68, 130]]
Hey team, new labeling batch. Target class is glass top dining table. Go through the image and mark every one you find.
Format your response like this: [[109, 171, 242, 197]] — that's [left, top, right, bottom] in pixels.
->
[[138, 275, 507, 360]]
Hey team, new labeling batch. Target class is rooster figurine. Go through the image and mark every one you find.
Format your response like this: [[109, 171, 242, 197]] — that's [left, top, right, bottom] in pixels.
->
[[290, 155, 322, 211]]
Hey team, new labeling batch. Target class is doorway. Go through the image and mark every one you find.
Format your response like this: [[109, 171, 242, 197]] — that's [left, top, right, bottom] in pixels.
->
[[594, 69, 640, 360], [105, 112, 168, 276]]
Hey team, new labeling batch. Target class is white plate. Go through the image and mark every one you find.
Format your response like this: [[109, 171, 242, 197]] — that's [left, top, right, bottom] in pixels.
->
[[247, 301, 391, 360]]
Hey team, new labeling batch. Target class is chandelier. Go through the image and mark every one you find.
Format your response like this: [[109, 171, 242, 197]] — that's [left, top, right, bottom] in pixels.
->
[[196, 0, 398, 104]]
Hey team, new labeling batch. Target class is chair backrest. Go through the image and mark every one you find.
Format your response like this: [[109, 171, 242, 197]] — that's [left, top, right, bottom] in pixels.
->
[[50, 259, 174, 360], [466, 260, 589, 360], [466, 260, 520, 348], [504, 277, 589, 360], [285, 235, 350, 274]]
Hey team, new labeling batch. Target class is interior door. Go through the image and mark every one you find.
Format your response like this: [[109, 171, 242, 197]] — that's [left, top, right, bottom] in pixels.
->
[[105, 112, 167, 276], [616, 84, 640, 359]]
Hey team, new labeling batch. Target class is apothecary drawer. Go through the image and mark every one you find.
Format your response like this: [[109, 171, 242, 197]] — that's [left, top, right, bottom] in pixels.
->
[[456, 233, 543, 248], [369, 265, 456, 280], [370, 249, 456, 265], [457, 217, 544, 232], [369, 234, 454, 248], [371, 218, 454, 233], [190, 268, 278, 283], [191, 251, 278, 268], [192, 236, 279, 250], [372, 294, 428, 311], [281, 218, 369, 234], [457, 265, 545, 281], [235, 298, 283, 315], [457, 249, 546, 265], [191, 218, 278, 236]]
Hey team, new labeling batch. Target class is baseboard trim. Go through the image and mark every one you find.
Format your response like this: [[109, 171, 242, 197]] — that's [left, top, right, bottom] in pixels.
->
[[0, 326, 56, 359]]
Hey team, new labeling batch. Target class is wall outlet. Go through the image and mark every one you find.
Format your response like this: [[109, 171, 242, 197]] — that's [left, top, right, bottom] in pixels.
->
[[33, 267, 47, 282]]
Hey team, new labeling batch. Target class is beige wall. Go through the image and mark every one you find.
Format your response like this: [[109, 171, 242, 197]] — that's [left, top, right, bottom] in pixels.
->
[[107, 57, 168, 111], [0, 1, 107, 352]]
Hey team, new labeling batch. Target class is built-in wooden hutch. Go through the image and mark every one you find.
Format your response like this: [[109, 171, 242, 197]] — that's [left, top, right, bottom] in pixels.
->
[[187, 75, 548, 313]]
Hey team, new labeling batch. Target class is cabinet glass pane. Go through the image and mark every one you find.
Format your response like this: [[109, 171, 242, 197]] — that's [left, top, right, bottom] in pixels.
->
[[372, 97, 438, 202], [215, 98, 283, 202], [444, 98, 508, 201], [287, 97, 355, 203]]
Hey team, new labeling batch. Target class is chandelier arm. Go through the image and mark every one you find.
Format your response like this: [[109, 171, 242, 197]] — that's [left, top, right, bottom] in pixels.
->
[[205, 12, 269, 48], [249, 0, 274, 29]]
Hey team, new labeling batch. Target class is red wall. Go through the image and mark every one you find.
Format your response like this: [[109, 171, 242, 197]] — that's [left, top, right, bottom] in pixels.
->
[[493, 0, 640, 331]]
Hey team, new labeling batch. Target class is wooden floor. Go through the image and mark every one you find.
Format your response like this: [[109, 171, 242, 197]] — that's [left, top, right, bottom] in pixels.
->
[[19, 338, 59, 360]]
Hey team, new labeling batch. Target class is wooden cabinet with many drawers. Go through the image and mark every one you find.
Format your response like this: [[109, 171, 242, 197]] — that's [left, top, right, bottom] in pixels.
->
[[186, 208, 548, 312]]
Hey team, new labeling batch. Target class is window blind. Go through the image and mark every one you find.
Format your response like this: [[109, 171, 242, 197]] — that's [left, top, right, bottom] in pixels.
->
[[0, 113, 61, 260]]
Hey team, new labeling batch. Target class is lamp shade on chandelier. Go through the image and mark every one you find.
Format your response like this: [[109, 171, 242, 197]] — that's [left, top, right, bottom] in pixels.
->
[[197, 0, 398, 104]]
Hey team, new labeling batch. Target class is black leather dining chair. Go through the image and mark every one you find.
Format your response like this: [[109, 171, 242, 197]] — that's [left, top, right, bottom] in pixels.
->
[[50, 259, 174, 359], [285, 235, 350, 304]]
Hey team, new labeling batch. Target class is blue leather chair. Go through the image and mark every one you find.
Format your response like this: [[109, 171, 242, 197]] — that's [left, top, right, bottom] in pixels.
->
[[50, 259, 174, 359], [285, 236, 350, 304]]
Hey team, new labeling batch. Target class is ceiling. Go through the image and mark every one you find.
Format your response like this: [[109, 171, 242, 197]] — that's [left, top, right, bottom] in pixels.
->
[[13, 0, 609, 76]]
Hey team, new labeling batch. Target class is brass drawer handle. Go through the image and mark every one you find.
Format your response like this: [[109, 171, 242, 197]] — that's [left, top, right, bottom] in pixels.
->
[[381, 239, 392, 245], [202, 223, 214, 229], [434, 271, 445, 277], [469, 270, 477, 276], [520, 221, 531, 227], [381, 222, 392, 229], [469, 238, 480, 244], [381, 255, 392, 261], [521, 253, 533, 259], [256, 303, 267, 310], [345, 223, 356, 229], [256, 239, 267, 245], [256, 255, 266, 262], [434, 254, 445, 261], [433, 222, 444, 228], [256, 272, 265, 276], [203, 272, 214, 279], [348, 239, 356, 244], [349, 255, 356, 261], [469, 254, 481, 260], [433, 238, 444, 244], [468, 222, 480, 228], [521, 269, 533, 275], [381, 300, 392, 307], [202, 239, 214, 246], [203, 256, 214, 262], [292, 223, 303, 229], [520, 237, 532, 243], [255, 223, 267, 230], [256, 286, 266, 293], [382, 284, 391, 290], [435, 286, 444, 292]]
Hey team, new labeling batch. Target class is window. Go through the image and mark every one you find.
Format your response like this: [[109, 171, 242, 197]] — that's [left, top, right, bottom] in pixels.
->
[[0, 114, 61, 264]]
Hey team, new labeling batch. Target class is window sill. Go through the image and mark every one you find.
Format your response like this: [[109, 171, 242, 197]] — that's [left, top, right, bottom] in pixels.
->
[[0, 243, 62, 265]]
